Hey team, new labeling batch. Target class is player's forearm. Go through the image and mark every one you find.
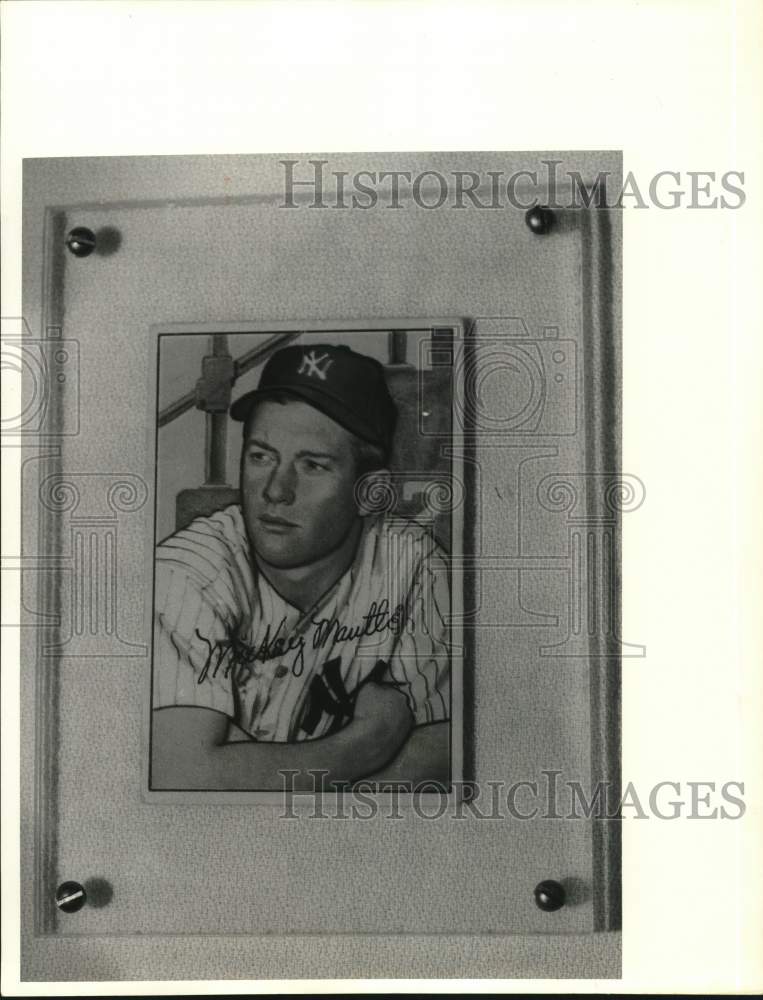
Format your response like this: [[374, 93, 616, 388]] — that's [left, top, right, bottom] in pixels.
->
[[151, 706, 395, 791], [362, 721, 450, 786], [209, 724, 392, 790]]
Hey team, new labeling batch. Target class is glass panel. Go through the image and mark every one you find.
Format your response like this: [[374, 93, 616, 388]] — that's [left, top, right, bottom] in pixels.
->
[[22, 193, 620, 943]]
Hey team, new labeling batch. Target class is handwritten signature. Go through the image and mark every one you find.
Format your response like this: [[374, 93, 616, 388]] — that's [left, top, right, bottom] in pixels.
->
[[194, 599, 409, 685]]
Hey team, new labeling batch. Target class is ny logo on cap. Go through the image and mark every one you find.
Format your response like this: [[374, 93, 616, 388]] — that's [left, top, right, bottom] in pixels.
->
[[297, 350, 333, 381]]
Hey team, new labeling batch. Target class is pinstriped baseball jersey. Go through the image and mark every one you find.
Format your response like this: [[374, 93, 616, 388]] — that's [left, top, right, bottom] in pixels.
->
[[153, 504, 449, 741]]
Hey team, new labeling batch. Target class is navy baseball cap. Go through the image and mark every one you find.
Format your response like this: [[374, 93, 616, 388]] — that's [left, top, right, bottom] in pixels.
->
[[230, 344, 398, 458]]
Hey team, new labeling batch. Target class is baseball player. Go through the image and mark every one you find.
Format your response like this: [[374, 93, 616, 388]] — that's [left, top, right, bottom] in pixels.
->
[[151, 344, 450, 791]]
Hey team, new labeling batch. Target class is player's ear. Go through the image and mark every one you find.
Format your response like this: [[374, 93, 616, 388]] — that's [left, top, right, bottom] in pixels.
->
[[355, 468, 394, 518]]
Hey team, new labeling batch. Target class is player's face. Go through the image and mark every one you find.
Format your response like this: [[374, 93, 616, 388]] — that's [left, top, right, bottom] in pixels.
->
[[241, 399, 362, 570]]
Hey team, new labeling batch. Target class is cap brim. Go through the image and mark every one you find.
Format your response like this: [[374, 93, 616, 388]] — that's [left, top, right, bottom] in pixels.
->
[[230, 384, 384, 450]]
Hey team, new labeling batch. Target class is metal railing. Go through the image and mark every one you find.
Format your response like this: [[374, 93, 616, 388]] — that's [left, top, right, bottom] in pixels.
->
[[158, 331, 301, 427], [158, 331, 302, 487]]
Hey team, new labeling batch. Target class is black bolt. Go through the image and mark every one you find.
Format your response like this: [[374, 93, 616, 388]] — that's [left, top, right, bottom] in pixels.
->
[[525, 205, 555, 235], [534, 879, 566, 911], [65, 227, 96, 257], [55, 880, 87, 913]]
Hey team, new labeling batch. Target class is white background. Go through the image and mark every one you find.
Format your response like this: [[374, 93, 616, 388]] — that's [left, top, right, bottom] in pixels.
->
[[2, 0, 762, 995]]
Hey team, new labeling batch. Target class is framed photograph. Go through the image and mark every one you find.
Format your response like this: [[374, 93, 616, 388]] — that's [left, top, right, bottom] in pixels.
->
[[149, 321, 464, 796]]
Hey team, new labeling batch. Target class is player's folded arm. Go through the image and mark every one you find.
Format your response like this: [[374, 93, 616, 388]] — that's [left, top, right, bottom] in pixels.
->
[[362, 719, 450, 787], [151, 680, 412, 791]]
